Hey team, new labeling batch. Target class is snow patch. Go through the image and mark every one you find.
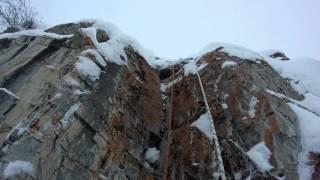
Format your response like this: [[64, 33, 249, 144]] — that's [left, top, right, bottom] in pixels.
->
[[145, 147, 160, 163], [4, 160, 34, 178], [81, 49, 106, 67], [52, 93, 62, 100], [221, 103, 228, 110], [263, 53, 320, 179], [184, 60, 197, 75], [198, 42, 263, 61], [0, 29, 73, 39], [76, 56, 102, 81], [62, 74, 80, 87], [160, 77, 183, 92], [288, 103, 320, 180], [263, 57, 320, 98], [61, 103, 81, 128], [248, 96, 259, 118], [191, 113, 214, 140], [247, 142, 273, 172], [73, 89, 90, 96], [222, 61, 238, 69], [79, 20, 157, 67], [81, 27, 98, 45]]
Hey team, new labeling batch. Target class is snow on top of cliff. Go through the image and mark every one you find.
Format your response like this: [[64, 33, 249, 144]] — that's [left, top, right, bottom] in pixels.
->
[[184, 60, 198, 75], [247, 142, 273, 172], [4, 160, 34, 178], [263, 53, 320, 180], [0, 29, 73, 39], [264, 57, 320, 97], [79, 19, 157, 66], [197, 42, 263, 61]]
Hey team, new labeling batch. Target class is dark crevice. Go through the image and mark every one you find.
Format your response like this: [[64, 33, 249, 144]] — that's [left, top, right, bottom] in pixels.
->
[[3, 103, 16, 116], [0, 38, 12, 50], [74, 111, 97, 134], [159, 68, 173, 80], [148, 132, 162, 149], [9, 43, 29, 60]]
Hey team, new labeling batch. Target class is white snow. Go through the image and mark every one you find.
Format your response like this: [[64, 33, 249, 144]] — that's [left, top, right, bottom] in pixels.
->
[[263, 53, 320, 179], [153, 58, 185, 69], [191, 113, 214, 140], [73, 89, 90, 96], [61, 103, 81, 128], [4, 160, 34, 178], [81, 49, 106, 67], [222, 61, 238, 69], [96, 41, 128, 65], [75, 56, 102, 81], [184, 60, 198, 75], [0, 88, 21, 100], [264, 57, 320, 97], [248, 96, 259, 118], [160, 76, 183, 92], [79, 20, 157, 67], [289, 103, 320, 180], [221, 103, 228, 110], [145, 147, 160, 163], [80, 27, 98, 45], [198, 42, 263, 61], [62, 74, 80, 87], [52, 93, 62, 100], [247, 142, 273, 172], [0, 29, 73, 40]]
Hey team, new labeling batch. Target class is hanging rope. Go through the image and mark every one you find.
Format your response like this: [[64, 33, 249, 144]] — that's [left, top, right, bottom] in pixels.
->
[[195, 65, 227, 180], [162, 66, 176, 180]]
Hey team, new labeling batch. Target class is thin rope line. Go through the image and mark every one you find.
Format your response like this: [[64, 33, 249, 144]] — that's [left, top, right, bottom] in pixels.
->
[[195, 67, 226, 180]]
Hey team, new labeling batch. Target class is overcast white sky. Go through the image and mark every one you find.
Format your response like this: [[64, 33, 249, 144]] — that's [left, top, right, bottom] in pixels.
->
[[31, 0, 319, 59]]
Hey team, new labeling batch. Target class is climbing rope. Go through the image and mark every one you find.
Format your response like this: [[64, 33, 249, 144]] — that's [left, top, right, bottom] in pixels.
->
[[162, 66, 175, 180], [195, 65, 227, 180]]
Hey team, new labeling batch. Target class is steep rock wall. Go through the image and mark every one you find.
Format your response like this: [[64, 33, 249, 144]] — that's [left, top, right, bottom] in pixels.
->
[[0, 22, 307, 180]]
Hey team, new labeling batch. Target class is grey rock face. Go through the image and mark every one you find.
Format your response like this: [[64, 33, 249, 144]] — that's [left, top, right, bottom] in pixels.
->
[[0, 23, 306, 180]]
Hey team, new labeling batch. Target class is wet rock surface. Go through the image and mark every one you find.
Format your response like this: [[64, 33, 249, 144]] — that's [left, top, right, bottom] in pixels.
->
[[0, 23, 309, 179]]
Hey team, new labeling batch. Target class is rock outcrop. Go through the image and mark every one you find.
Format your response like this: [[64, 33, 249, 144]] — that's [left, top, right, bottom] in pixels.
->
[[0, 21, 315, 180]]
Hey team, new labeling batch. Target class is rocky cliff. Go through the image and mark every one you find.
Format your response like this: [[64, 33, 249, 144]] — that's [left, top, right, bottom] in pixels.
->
[[0, 21, 319, 180]]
